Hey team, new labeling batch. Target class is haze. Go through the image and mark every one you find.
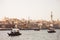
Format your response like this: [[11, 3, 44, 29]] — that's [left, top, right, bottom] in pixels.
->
[[0, 0, 60, 20]]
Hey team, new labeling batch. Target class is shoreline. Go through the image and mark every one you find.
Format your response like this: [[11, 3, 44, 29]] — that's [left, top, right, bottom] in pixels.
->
[[0, 28, 60, 31]]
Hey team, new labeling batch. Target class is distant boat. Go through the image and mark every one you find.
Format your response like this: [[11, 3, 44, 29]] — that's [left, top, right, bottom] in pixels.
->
[[8, 28, 21, 36], [47, 24, 56, 33], [34, 24, 42, 31], [34, 29, 40, 31]]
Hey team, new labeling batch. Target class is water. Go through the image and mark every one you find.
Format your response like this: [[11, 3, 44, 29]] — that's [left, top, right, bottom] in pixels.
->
[[0, 29, 60, 40]]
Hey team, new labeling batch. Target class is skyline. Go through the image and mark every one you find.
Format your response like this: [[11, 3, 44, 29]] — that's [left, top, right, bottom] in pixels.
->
[[0, 0, 60, 20]]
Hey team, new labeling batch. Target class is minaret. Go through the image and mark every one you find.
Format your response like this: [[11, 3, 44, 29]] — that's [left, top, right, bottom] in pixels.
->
[[51, 11, 53, 21]]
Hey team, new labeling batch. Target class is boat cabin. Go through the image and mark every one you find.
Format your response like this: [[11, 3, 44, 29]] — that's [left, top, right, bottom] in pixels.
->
[[11, 28, 19, 32]]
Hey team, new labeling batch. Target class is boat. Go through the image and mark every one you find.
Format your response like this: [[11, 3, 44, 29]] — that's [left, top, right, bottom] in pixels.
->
[[8, 28, 21, 36], [47, 24, 56, 33], [34, 23, 42, 31], [34, 29, 40, 31], [48, 28, 56, 33]]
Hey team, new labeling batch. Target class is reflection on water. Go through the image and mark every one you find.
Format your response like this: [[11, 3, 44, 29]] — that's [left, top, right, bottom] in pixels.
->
[[9, 36, 20, 40], [0, 29, 60, 40]]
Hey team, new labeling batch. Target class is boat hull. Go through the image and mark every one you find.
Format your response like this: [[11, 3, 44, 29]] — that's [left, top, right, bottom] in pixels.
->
[[34, 29, 40, 31], [48, 30, 56, 33], [8, 32, 21, 36]]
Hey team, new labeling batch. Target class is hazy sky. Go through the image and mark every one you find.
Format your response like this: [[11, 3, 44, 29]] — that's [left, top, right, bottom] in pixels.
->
[[0, 0, 60, 20]]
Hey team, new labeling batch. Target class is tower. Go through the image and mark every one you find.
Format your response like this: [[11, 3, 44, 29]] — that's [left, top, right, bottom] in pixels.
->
[[51, 11, 53, 21]]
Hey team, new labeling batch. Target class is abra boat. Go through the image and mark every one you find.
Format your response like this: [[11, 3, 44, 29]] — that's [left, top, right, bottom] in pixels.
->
[[8, 28, 21, 36], [47, 24, 56, 33], [48, 28, 56, 33]]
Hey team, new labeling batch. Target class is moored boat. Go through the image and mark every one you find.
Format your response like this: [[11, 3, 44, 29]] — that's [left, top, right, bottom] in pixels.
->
[[34, 29, 40, 31]]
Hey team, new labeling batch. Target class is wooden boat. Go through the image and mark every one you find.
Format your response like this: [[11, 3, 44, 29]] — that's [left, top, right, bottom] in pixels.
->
[[8, 28, 21, 36], [48, 28, 56, 33], [47, 24, 56, 33]]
